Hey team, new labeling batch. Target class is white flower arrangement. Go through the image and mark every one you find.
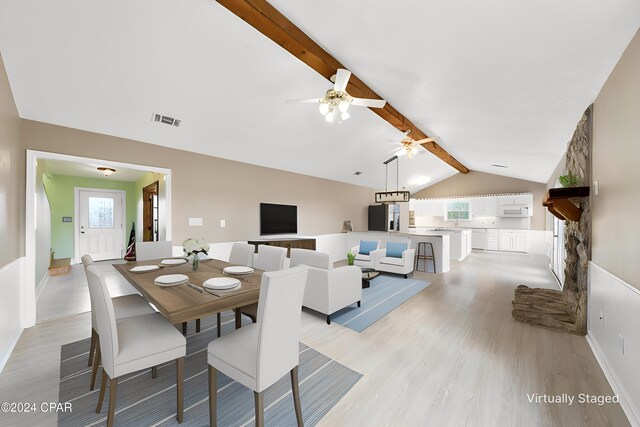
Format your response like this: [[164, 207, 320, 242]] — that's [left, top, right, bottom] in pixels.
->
[[182, 238, 210, 257]]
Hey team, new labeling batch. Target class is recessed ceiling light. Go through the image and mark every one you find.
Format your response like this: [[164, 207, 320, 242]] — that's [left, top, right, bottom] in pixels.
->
[[354, 171, 363, 175], [491, 164, 508, 168]]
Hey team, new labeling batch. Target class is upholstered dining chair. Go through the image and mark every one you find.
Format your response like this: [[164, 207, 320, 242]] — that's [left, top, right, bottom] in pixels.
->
[[86, 265, 187, 427], [228, 242, 255, 267], [81, 255, 155, 391], [135, 241, 173, 261], [238, 244, 287, 323], [208, 266, 309, 427]]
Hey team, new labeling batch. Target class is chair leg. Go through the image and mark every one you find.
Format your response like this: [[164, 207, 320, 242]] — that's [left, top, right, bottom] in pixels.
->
[[182, 322, 187, 335], [88, 328, 97, 367], [208, 365, 217, 427], [176, 357, 184, 423], [254, 391, 264, 427], [196, 318, 201, 333], [217, 312, 222, 338], [96, 370, 108, 413], [357, 300, 361, 308], [290, 366, 304, 427], [326, 315, 331, 325], [107, 377, 118, 427], [235, 309, 242, 329], [151, 366, 157, 379], [90, 344, 101, 391]]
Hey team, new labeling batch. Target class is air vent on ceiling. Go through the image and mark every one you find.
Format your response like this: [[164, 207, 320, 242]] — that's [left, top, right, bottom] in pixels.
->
[[354, 171, 363, 175], [152, 113, 181, 127], [491, 163, 508, 168]]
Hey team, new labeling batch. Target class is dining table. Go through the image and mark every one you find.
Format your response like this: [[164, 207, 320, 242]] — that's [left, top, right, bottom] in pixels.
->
[[113, 258, 262, 330]]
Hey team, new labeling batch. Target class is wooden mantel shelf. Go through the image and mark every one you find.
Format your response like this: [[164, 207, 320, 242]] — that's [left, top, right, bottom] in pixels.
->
[[543, 186, 590, 221]]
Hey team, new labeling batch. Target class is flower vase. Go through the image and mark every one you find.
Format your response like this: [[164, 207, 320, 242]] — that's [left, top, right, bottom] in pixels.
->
[[191, 254, 199, 272]]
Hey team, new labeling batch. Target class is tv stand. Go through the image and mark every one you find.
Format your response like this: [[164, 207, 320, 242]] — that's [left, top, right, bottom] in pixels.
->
[[247, 238, 316, 257]]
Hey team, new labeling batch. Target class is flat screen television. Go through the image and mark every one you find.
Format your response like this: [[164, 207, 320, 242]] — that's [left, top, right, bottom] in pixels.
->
[[260, 203, 297, 235]]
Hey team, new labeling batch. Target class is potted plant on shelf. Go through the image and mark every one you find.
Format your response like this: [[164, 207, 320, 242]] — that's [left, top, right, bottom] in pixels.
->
[[347, 250, 356, 266], [183, 238, 210, 271], [559, 173, 581, 188]]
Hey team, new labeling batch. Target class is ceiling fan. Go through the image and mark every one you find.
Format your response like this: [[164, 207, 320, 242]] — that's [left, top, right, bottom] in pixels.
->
[[286, 69, 386, 123], [400, 130, 436, 159]]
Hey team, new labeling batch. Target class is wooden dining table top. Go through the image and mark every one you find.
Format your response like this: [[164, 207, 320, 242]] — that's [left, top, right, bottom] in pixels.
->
[[113, 258, 262, 324]]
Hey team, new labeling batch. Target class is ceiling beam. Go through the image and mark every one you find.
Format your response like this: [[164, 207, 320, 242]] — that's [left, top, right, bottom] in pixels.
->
[[215, 0, 470, 174]]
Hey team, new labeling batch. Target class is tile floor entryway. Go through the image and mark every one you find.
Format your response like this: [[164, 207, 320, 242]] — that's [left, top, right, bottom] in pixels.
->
[[36, 260, 138, 323]]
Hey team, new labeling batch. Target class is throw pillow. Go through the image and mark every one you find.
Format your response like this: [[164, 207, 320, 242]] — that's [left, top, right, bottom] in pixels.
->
[[386, 242, 408, 258], [359, 240, 378, 255]]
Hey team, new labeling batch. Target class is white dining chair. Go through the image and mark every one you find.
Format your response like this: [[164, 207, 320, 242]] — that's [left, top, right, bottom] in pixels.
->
[[81, 255, 155, 391], [86, 265, 187, 427], [228, 242, 255, 267], [208, 266, 309, 427], [135, 241, 173, 261], [238, 245, 288, 323]]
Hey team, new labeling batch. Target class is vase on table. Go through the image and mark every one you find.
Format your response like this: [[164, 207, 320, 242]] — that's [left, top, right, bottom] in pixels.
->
[[191, 254, 199, 272]]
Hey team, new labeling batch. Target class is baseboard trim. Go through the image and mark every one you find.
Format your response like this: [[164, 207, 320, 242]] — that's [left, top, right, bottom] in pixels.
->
[[586, 332, 640, 427], [0, 327, 22, 374]]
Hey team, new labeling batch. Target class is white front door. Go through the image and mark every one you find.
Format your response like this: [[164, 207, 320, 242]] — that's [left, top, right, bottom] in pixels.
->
[[77, 189, 125, 261]]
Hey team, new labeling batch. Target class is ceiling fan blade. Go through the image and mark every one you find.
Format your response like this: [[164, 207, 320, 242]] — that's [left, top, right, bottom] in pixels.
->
[[351, 97, 386, 108], [285, 98, 321, 104], [333, 69, 351, 92], [415, 137, 436, 144]]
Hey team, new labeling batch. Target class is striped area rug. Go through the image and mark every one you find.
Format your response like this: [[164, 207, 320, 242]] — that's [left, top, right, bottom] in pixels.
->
[[58, 312, 361, 426], [331, 274, 430, 332]]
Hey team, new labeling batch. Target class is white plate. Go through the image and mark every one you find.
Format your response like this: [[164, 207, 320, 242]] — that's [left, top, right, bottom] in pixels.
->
[[223, 266, 254, 276], [160, 258, 188, 266], [154, 274, 189, 287], [203, 277, 241, 290], [130, 265, 160, 273]]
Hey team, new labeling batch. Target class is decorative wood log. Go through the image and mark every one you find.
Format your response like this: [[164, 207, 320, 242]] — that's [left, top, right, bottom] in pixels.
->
[[215, 0, 470, 174]]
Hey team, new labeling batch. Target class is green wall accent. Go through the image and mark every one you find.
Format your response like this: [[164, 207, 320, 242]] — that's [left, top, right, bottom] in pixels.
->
[[43, 174, 137, 259]]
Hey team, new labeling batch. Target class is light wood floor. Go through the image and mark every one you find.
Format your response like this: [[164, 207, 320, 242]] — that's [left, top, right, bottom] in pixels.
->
[[0, 251, 629, 426]]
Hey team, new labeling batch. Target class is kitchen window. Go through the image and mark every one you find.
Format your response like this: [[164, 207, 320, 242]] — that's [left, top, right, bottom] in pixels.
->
[[446, 201, 470, 220]]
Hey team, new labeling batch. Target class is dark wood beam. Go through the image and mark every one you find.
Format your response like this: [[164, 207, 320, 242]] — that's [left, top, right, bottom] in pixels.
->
[[216, 0, 470, 174]]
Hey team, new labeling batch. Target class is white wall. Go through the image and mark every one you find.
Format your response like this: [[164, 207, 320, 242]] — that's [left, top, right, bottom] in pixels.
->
[[0, 258, 25, 373], [35, 161, 51, 293], [588, 262, 640, 425]]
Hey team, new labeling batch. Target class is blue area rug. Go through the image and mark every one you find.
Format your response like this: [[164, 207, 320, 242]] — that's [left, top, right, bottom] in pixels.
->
[[58, 313, 361, 426], [332, 274, 430, 332]]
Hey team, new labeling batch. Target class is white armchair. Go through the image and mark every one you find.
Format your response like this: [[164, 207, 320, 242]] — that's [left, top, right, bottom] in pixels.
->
[[291, 248, 362, 325], [350, 240, 381, 269], [372, 241, 416, 278]]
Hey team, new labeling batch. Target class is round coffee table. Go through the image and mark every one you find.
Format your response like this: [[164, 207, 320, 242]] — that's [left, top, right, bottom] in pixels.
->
[[361, 268, 379, 288]]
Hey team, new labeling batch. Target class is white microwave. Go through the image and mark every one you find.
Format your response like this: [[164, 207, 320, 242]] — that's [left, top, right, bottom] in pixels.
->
[[499, 205, 529, 217]]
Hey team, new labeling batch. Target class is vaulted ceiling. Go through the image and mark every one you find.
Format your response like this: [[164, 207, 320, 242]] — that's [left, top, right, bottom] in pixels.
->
[[1, 0, 638, 192]]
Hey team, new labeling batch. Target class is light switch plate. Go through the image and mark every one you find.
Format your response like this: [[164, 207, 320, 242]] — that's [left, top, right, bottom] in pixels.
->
[[220, 219, 226, 228], [619, 334, 624, 354], [593, 180, 599, 196], [188, 217, 203, 226]]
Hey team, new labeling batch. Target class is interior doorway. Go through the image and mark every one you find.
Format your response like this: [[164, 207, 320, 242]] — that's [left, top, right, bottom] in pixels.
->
[[142, 181, 159, 242]]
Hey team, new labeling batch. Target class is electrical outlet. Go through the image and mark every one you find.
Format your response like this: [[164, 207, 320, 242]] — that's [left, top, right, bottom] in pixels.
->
[[619, 334, 625, 355]]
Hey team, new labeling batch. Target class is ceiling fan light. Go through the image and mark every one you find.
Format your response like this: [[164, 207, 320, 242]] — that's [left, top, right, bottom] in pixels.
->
[[338, 100, 350, 113], [325, 112, 334, 122], [340, 111, 350, 121], [318, 102, 330, 115]]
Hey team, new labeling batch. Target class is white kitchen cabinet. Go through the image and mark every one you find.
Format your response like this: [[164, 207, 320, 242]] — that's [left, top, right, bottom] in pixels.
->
[[426, 199, 444, 217], [487, 230, 499, 250], [471, 196, 498, 218], [498, 230, 528, 252]]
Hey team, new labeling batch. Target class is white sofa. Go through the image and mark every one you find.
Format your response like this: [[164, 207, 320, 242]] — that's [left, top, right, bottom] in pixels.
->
[[290, 248, 362, 325], [372, 240, 416, 278], [350, 240, 381, 269]]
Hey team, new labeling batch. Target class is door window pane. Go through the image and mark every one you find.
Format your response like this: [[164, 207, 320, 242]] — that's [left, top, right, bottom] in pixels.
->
[[88, 197, 114, 228]]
